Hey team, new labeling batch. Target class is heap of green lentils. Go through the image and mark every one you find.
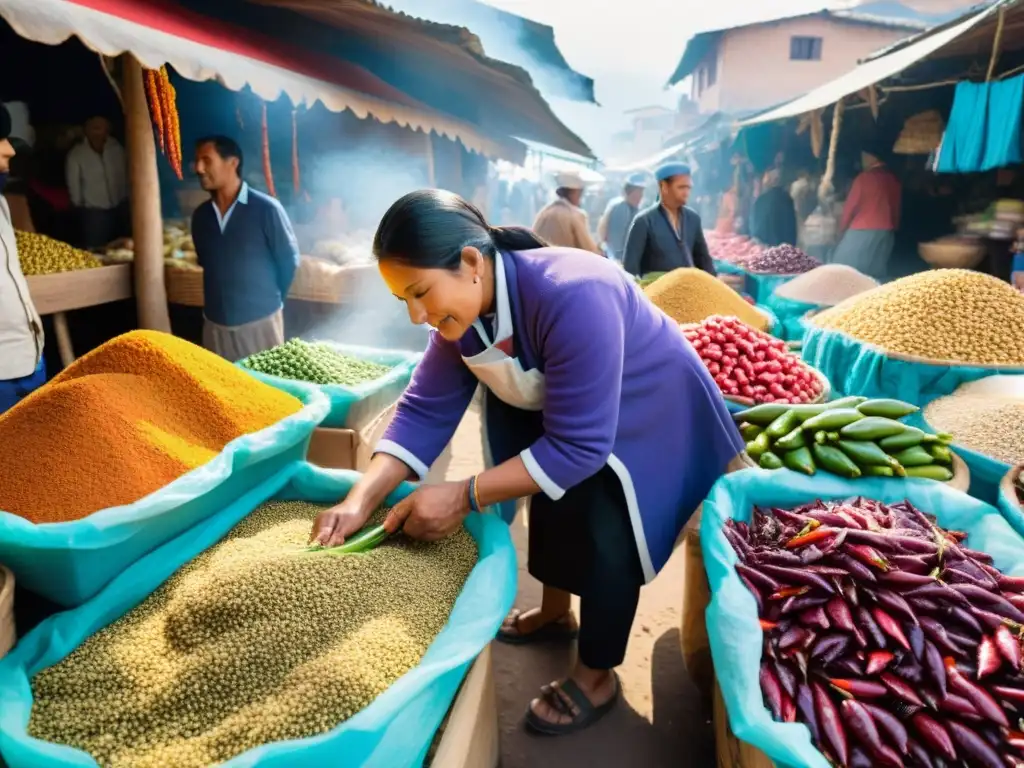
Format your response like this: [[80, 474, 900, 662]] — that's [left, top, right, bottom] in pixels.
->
[[239, 339, 393, 387], [28, 501, 478, 768]]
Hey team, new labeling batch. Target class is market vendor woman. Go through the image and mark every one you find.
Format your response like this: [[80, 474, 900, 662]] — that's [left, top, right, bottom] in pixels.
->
[[310, 190, 743, 735]]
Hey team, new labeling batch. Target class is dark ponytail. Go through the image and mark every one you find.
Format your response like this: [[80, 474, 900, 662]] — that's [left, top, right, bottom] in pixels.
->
[[373, 189, 548, 270]]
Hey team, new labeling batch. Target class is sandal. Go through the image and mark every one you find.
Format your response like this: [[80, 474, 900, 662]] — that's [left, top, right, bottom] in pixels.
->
[[495, 609, 578, 645], [524, 674, 620, 736]]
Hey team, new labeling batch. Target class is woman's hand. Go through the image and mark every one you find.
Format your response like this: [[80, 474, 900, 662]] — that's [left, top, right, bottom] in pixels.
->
[[383, 481, 471, 541], [309, 498, 372, 548]]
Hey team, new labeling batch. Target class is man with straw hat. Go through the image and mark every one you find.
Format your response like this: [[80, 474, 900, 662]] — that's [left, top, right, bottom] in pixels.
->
[[532, 169, 601, 254], [623, 162, 715, 277]]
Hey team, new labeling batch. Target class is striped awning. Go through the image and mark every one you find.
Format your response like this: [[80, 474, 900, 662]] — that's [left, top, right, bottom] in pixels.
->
[[0, 0, 527, 161]]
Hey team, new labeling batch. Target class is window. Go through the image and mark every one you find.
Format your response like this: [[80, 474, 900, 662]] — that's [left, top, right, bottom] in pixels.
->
[[707, 57, 717, 87], [790, 36, 823, 61]]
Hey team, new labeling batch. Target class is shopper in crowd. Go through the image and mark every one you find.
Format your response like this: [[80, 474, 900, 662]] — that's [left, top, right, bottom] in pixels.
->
[[65, 115, 129, 248], [597, 173, 646, 261], [751, 168, 798, 247], [831, 141, 902, 280], [623, 162, 716, 277], [0, 105, 46, 413], [191, 136, 300, 361], [532, 170, 601, 254], [309, 189, 743, 736]]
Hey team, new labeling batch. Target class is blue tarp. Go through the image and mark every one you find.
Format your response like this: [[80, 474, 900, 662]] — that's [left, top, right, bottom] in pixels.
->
[[0, 388, 329, 607], [240, 344, 422, 430], [745, 272, 800, 305], [701, 467, 1024, 768], [762, 294, 819, 342], [0, 462, 518, 768], [801, 324, 1024, 404], [982, 74, 1024, 171], [937, 80, 990, 173]]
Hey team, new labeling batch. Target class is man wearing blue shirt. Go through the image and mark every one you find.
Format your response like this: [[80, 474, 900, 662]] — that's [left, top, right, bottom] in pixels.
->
[[191, 136, 299, 361]]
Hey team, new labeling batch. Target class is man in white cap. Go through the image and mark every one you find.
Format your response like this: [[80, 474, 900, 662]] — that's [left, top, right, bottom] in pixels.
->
[[598, 173, 646, 261], [532, 169, 601, 254], [623, 162, 715, 277]]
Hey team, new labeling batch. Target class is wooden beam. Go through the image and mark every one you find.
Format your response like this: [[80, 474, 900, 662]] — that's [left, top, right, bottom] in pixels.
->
[[123, 54, 171, 333]]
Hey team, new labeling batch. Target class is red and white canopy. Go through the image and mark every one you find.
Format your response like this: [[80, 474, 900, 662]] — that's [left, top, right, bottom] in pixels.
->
[[0, 0, 526, 161]]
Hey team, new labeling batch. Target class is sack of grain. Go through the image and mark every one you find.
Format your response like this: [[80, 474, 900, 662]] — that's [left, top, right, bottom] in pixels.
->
[[0, 463, 517, 768], [644, 268, 772, 331], [922, 376, 1024, 502], [803, 270, 1024, 405]]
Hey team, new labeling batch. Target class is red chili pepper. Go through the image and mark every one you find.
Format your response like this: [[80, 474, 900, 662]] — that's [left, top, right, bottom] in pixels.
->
[[865, 650, 894, 676], [945, 656, 1009, 727], [769, 585, 809, 600], [910, 712, 957, 761], [995, 624, 1023, 670], [879, 672, 925, 707], [813, 681, 849, 766], [846, 543, 891, 572], [872, 607, 911, 651], [828, 677, 888, 698], [785, 526, 835, 549], [977, 634, 1003, 680], [759, 619, 778, 631]]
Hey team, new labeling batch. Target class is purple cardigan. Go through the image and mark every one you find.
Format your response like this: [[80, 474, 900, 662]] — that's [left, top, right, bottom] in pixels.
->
[[378, 247, 743, 579]]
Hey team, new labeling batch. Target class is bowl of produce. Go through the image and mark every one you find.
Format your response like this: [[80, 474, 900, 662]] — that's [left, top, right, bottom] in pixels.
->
[[734, 396, 968, 488], [682, 315, 828, 406], [918, 237, 985, 270], [715, 491, 1024, 768], [0, 564, 13, 660]]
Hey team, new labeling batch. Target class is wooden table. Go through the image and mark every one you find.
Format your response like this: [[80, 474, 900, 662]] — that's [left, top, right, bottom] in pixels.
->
[[26, 264, 134, 367]]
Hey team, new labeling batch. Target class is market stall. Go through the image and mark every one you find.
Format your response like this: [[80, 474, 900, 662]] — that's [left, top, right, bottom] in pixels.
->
[[0, 331, 511, 768]]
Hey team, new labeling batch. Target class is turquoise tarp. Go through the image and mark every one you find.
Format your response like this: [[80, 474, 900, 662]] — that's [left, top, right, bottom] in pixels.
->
[[999, 465, 1024, 537], [801, 324, 1024, 404], [713, 259, 748, 276], [745, 272, 800, 305], [701, 467, 1024, 768], [762, 294, 819, 342], [0, 462, 518, 768], [0, 388, 329, 607], [240, 344, 422, 430]]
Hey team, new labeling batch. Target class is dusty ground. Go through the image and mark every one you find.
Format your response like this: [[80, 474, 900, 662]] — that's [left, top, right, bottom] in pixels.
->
[[443, 403, 715, 767]]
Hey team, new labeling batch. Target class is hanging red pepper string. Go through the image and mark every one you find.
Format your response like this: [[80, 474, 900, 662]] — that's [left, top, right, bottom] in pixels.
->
[[261, 102, 276, 198], [291, 109, 300, 197]]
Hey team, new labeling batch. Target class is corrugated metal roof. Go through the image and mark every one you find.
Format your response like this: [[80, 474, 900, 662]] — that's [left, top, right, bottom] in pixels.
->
[[738, 0, 1014, 126], [666, 9, 928, 87]]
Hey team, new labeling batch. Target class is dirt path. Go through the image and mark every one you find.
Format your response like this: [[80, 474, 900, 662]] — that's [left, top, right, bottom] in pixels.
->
[[444, 404, 714, 767]]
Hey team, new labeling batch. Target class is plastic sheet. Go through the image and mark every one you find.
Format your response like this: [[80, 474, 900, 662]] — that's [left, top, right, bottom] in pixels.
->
[[744, 272, 799, 305], [241, 344, 422, 430], [701, 467, 1024, 768], [0, 462, 518, 768], [713, 259, 747, 276], [0, 388, 329, 608], [801, 324, 1024, 404], [762, 294, 819, 342]]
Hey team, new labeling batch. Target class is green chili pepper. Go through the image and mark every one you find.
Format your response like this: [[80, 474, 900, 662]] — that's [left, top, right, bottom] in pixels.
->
[[766, 409, 801, 440], [891, 445, 935, 468], [775, 426, 808, 452], [839, 417, 910, 441], [783, 447, 816, 475], [927, 443, 953, 466], [878, 428, 926, 451], [855, 399, 919, 419], [904, 465, 954, 482], [739, 422, 764, 442], [862, 465, 895, 477], [759, 451, 784, 470], [746, 432, 771, 460], [802, 408, 866, 432], [734, 403, 791, 426], [836, 439, 897, 468], [812, 443, 863, 479], [824, 396, 868, 410]]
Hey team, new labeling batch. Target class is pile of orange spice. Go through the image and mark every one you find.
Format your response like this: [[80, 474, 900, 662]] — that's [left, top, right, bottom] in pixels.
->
[[144, 66, 183, 180], [0, 331, 302, 524]]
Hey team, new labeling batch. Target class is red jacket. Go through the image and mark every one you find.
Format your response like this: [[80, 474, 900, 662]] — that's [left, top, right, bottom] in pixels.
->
[[840, 166, 901, 232]]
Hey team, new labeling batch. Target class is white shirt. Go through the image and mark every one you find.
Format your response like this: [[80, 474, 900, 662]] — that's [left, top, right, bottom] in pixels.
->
[[66, 138, 128, 210], [0, 197, 43, 379], [213, 182, 249, 233]]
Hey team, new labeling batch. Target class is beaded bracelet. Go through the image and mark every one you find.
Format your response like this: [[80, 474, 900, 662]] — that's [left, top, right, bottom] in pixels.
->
[[467, 475, 482, 514]]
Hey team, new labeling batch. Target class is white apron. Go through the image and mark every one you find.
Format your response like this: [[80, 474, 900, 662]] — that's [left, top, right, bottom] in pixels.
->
[[462, 256, 654, 583]]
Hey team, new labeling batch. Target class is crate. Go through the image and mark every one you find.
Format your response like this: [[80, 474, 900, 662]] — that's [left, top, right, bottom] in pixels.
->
[[165, 267, 205, 307], [430, 646, 499, 768]]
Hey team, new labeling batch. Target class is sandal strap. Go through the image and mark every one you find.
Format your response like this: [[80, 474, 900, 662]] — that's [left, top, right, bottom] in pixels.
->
[[554, 678, 597, 718]]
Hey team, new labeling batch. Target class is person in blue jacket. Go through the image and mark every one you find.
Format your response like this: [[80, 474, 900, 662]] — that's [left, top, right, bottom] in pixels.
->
[[623, 162, 716, 277]]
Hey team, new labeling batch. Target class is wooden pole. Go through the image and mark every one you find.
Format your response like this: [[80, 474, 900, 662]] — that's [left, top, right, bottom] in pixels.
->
[[424, 132, 437, 188], [987, 7, 1007, 82], [123, 54, 171, 332]]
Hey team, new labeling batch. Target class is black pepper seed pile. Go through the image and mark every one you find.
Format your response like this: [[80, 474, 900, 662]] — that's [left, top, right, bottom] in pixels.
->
[[27, 501, 478, 768]]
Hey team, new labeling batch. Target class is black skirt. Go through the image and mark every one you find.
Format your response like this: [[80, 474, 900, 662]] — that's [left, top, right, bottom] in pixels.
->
[[527, 465, 645, 597]]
